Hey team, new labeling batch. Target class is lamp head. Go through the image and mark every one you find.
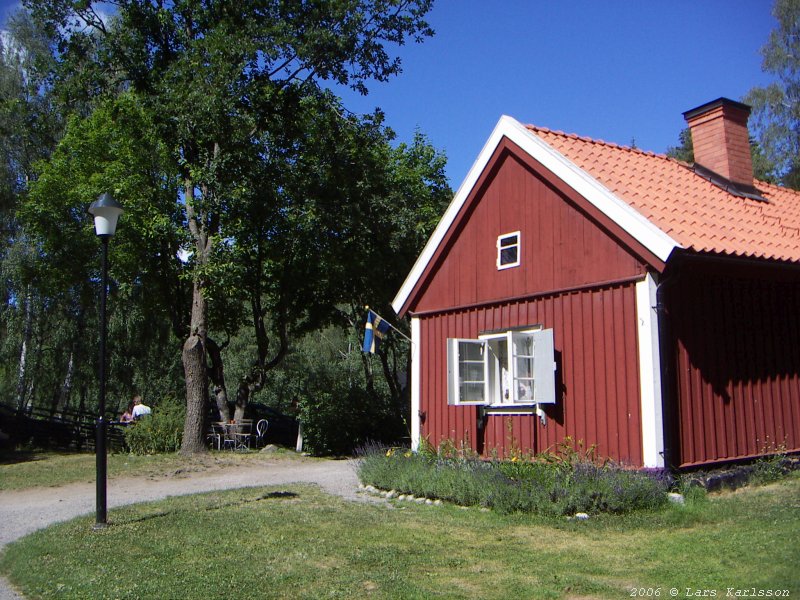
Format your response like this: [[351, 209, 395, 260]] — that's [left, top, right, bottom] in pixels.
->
[[88, 192, 123, 237]]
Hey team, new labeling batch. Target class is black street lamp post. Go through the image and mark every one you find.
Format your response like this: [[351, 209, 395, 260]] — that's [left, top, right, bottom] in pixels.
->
[[88, 192, 123, 529]]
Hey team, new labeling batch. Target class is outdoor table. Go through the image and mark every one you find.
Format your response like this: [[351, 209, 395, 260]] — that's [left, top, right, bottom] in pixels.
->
[[207, 421, 253, 451]]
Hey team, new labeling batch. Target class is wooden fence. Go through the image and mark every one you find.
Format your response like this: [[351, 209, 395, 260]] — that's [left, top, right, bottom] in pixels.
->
[[0, 402, 126, 452]]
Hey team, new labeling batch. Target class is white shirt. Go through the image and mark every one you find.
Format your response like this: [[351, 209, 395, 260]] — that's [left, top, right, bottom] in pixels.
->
[[132, 404, 152, 418]]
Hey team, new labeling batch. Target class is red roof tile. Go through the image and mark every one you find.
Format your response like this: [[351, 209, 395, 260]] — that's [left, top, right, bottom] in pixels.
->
[[527, 125, 800, 264]]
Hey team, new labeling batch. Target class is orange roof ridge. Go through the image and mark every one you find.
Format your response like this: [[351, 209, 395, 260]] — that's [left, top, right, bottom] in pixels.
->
[[526, 124, 668, 159]]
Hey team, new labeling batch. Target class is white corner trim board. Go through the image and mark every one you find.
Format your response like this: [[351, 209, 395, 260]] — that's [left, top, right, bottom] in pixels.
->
[[410, 316, 421, 451], [635, 273, 665, 469], [391, 115, 681, 315]]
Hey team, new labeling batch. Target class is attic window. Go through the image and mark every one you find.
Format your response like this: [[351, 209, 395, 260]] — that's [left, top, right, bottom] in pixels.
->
[[497, 232, 520, 269]]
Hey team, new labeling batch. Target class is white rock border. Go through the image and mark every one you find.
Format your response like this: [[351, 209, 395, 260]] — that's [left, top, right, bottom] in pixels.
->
[[358, 484, 443, 506]]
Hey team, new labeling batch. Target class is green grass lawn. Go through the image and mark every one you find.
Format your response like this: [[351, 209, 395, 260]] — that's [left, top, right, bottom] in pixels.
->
[[1, 471, 798, 599], [0, 448, 305, 491]]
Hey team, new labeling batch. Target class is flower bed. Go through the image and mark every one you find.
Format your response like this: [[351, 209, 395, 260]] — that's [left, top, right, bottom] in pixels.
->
[[357, 441, 669, 516]]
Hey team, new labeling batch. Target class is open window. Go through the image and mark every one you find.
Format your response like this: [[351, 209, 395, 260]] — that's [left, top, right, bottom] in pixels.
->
[[447, 328, 556, 407]]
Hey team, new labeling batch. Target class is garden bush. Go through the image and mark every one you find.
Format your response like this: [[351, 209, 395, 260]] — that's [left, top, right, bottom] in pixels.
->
[[357, 442, 669, 516], [751, 450, 792, 485], [122, 398, 184, 454], [298, 384, 406, 456], [256, 326, 407, 456]]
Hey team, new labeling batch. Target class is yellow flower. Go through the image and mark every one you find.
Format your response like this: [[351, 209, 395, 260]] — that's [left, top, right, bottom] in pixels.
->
[[403, 451, 412, 458], [511, 456, 518, 462], [385, 448, 395, 457]]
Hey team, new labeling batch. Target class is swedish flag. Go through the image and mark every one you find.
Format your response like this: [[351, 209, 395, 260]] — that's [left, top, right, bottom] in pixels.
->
[[362, 309, 391, 354]]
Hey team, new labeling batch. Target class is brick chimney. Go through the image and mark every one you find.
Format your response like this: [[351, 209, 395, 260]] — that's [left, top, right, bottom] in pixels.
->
[[683, 98, 754, 188]]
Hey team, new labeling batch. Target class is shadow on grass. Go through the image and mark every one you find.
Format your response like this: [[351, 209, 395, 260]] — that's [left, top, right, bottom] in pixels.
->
[[113, 491, 301, 526], [0, 449, 79, 466], [201, 490, 300, 511]]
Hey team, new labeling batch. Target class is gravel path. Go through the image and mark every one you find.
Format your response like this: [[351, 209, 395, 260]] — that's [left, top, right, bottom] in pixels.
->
[[0, 456, 364, 599]]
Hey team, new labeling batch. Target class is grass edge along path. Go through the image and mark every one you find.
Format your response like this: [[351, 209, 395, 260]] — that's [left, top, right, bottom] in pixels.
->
[[0, 449, 313, 491], [0, 474, 798, 599]]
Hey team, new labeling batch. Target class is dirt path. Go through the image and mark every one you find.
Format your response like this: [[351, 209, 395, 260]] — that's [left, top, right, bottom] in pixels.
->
[[0, 455, 364, 599]]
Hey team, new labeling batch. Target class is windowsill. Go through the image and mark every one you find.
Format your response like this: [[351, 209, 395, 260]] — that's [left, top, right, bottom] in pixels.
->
[[485, 404, 537, 414], [496, 263, 520, 271]]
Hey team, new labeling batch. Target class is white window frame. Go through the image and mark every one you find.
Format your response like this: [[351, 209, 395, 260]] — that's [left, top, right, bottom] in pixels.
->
[[496, 231, 521, 270], [481, 332, 510, 405], [447, 338, 489, 405], [448, 327, 556, 407]]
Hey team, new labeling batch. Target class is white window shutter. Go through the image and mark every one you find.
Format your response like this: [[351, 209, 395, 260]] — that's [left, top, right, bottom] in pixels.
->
[[447, 338, 488, 405], [532, 328, 557, 404], [447, 338, 457, 405]]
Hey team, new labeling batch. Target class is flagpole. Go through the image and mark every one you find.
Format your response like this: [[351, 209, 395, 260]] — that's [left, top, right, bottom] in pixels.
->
[[364, 306, 413, 344]]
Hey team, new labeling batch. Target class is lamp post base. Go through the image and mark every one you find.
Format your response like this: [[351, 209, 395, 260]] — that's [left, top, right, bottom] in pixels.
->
[[95, 414, 107, 527]]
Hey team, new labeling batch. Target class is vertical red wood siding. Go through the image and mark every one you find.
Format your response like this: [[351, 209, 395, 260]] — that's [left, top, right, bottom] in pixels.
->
[[418, 282, 644, 466], [667, 263, 800, 466], [405, 131, 800, 469], [410, 143, 650, 466], [412, 150, 646, 314]]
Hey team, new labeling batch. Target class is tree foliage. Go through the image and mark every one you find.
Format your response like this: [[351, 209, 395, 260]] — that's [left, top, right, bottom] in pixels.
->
[[5, 84, 187, 419], [13, 1, 445, 453], [745, 0, 800, 189], [0, 10, 70, 415], [0, 10, 61, 219]]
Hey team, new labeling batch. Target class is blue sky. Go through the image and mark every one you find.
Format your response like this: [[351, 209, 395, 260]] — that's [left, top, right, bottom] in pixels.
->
[[1, 0, 778, 186], [337, 0, 778, 185]]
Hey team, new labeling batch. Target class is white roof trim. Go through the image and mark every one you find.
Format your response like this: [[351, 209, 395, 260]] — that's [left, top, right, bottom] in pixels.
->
[[391, 115, 681, 315]]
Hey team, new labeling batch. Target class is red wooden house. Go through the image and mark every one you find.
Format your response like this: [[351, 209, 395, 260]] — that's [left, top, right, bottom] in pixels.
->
[[392, 98, 800, 469]]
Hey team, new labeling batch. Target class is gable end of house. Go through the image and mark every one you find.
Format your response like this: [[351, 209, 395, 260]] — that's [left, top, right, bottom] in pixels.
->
[[392, 116, 681, 317]]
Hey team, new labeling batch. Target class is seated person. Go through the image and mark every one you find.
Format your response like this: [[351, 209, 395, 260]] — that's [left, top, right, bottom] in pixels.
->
[[120, 401, 135, 423], [131, 395, 152, 419]]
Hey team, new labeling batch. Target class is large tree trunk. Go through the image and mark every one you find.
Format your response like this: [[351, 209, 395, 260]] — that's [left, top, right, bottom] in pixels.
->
[[180, 176, 213, 454], [181, 280, 209, 454]]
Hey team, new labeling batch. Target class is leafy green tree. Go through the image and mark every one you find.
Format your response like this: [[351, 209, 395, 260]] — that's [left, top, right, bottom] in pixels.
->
[[0, 10, 64, 412], [25, 1, 436, 452], [256, 108, 449, 448], [745, 0, 800, 189], [210, 93, 449, 433], [0, 10, 61, 223], [665, 128, 694, 164], [19, 91, 187, 417]]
